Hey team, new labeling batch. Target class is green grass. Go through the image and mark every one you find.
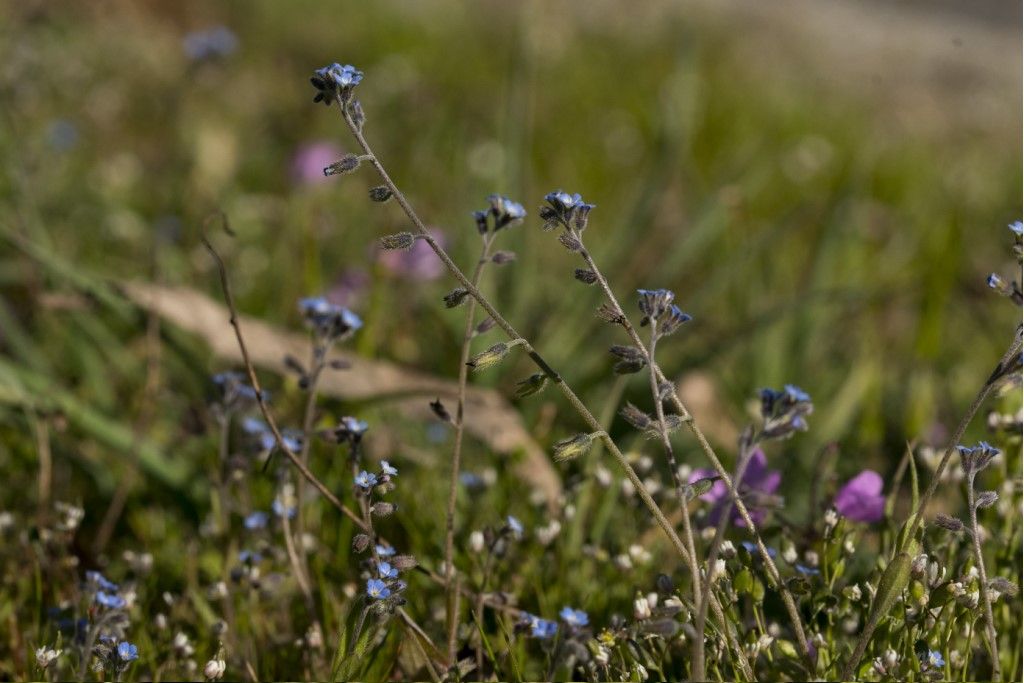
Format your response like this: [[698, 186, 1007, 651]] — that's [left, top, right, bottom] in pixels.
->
[[0, 2, 1020, 680]]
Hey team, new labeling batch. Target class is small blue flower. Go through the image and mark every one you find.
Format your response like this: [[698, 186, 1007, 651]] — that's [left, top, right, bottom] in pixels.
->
[[299, 296, 363, 340], [86, 571, 119, 592], [740, 541, 777, 558], [759, 384, 814, 439], [376, 544, 396, 557], [795, 564, 820, 576], [540, 190, 595, 230], [244, 511, 269, 530], [272, 498, 296, 519], [546, 190, 582, 210], [380, 461, 399, 477], [310, 63, 364, 105], [366, 578, 390, 600], [117, 641, 138, 663], [95, 591, 126, 609], [336, 416, 369, 443], [560, 606, 589, 628], [1010, 221, 1023, 237], [506, 515, 524, 538], [459, 472, 485, 489], [239, 550, 262, 564], [378, 561, 399, 579], [355, 471, 378, 489], [925, 649, 944, 669], [526, 614, 558, 639]]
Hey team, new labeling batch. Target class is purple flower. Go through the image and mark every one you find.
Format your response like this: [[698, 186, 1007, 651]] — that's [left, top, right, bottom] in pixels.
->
[[689, 448, 780, 527], [378, 228, 446, 281], [291, 141, 346, 186], [834, 470, 885, 523]]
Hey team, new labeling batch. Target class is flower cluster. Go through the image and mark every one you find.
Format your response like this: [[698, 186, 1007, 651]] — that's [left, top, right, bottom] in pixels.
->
[[540, 190, 595, 231], [636, 288, 692, 337], [310, 63, 363, 105], [759, 384, 813, 439], [298, 296, 363, 343], [474, 194, 527, 233]]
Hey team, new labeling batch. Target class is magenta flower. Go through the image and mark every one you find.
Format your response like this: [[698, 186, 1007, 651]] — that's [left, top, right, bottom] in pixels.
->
[[291, 141, 346, 185], [378, 228, 446, 281], [689, 448, 781, 527], [834, 470, 885, 523]]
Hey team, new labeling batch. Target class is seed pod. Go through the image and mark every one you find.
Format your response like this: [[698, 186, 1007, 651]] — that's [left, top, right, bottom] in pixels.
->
[[552, 432, 598, 462], [368, 185, 393, 202], [975, 491, 998, 509], [352, 534, 371, 552], [491, 251, 517, 265], [933, 513, 964, 533], [443, 288, 470, 308], [323, 153, 361, 176], [474, 317, 496, 336], [371, 502, 396, 517], [574, 268, 597, 284], [514, 373, 548, 398], [619, 402, 652, 430], [380, 232, 415, 250], [467, 342, 510, 371], [558, 233, 582, 252]]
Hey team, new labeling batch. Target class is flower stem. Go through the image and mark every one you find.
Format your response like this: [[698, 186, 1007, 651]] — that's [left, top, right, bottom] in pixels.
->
[[966, 469, 1001, 681], [444, 232, 494, 664]]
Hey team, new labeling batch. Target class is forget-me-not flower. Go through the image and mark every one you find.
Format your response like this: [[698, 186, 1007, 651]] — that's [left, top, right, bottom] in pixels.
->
[[366, 578, 390, 600]]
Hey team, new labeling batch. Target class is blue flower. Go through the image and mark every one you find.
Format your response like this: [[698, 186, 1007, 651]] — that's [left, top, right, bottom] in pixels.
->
[[740, 541, 777, 558], [95, 591, 126, 609], [925, 649, 944, 669], [560, 606, 589, 628], [506, 515, 524, 538], [540, 190, 595, 230], [213, 372, 261, 406], [272, 498, 296, 519], [957, 442, 1000, 474], [1010, 221, 1023, 237], [378, 561, 399, 579], [526, 613, 558, 639], [759, 385, 814, 439], [366, 578, 391, 600], [239, 550, 262, 564], [336, 416, 369, 443], [310, 63, 364, 105], [375, 544, 396, 557], [476, 195, 528, 232], [183, 26, 238, 61], [244, 511, 269, 530], [299, 296, 363, 340], [795, 564, 820, 576], [86, 571, 119, 592], [117, 641, 138, 662], [355, 471, 378, 489], [380, 461, 399, 477]]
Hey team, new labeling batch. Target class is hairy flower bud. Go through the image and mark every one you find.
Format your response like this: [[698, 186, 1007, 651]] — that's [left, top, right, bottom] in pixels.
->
[[443, 288, 470, 308], [380, 232, 415, 251], [467, 342, 511, 371], [368, 185, 393, 202], [552, 432, 600, 462], [323, 153, 361, 176], [514, 373, 549, 398]]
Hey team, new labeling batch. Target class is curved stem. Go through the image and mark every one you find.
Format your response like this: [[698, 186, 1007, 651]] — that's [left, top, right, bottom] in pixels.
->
[[840, 325, 1021, 680], [335, 98, 754, 680]]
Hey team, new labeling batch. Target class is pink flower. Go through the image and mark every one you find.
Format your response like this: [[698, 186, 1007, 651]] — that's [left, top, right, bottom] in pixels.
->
[[378, 229, 446, 281], [834, 470, 885, 523], [689, 448, 781, 527], [290, 141, 345, 185]]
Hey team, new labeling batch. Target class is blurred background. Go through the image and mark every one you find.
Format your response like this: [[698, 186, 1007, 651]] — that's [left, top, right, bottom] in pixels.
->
[[0, 0, 1020, 633]]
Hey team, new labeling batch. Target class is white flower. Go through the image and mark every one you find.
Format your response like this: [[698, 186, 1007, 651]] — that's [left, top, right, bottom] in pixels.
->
[[843, 539, 856, 555], [203, 658, 226, 680], [614, 553, 633, 571], [594, 644, 610, 666], [782, 544, 798, 564], [803, 550, 819, 568], [35, 647, 61, 669], [536, 520, 561, 546], [594, 466, 612, 488], [633, 595, 652, 620], [628, 544, 651, 565], [710, 559, 727, 581], [823, 508, 839, 529], [635, 663, 649, 681], [468, 531, 485, 554], [720, 540, 736, 559], [843, 583, 862, 602]]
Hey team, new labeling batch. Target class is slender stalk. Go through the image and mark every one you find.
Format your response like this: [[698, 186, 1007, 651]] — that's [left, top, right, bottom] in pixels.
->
[[575, 236, 814, 669], [201, 233, 367, 530], [840, 326, 1022, 680], [646, 324, 705, 681], [966, 469, 1001, 681], [295, 345, 327, 581], [334, 97, 756, 679], [444, 233, 494, 664]]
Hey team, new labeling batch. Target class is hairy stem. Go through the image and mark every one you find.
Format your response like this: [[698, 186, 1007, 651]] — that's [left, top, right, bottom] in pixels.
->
[[444, 234, 494, 664], [295, 346, 326, 584], [840, 325, 1021, 680], [966, 470, 1001, 681], [335, 97, 757, 679], [575, 237, 814, 669], [647, 325, 705, 681]]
